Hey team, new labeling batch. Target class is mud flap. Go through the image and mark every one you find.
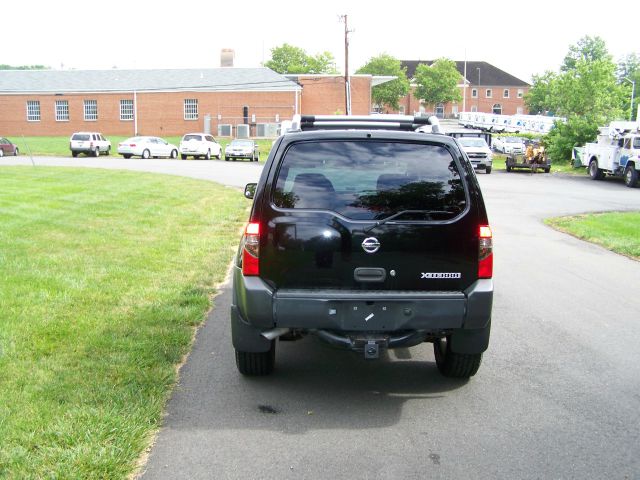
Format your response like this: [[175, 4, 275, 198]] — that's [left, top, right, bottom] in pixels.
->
[[449, 321, 491, 354], [231, 306, 273, 353]]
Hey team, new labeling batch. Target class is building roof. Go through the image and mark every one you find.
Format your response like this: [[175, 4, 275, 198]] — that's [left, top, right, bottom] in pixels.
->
[[401, 60, 530, 87], [284, 73, 395, 87], [0, 68, 301, 94]]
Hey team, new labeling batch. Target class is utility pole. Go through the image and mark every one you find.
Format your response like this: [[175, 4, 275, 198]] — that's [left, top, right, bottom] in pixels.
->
[[339, 14, 353, 115]]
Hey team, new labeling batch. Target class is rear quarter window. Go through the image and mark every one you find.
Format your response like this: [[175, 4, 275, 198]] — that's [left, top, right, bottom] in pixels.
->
[[72, 134, 90, 141], [273, 140, 467, 221]]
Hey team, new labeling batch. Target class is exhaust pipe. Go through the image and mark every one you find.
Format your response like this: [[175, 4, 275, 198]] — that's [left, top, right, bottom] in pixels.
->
[[261, 327, 290, 341]]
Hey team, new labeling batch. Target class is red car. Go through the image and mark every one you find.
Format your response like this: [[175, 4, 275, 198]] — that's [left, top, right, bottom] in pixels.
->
[[0, 137, 19, 157]]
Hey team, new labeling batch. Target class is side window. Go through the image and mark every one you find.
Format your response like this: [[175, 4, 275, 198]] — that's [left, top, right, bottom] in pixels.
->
[[632, 137, 640, 149]]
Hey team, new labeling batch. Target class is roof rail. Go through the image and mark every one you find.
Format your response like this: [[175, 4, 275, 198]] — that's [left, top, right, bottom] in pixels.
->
[[294, 114, 441, 133]]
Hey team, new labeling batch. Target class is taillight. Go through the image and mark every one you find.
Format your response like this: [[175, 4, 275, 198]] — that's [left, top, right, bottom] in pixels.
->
[[242, 222, 260, 276], [478, 225, 493, 279]]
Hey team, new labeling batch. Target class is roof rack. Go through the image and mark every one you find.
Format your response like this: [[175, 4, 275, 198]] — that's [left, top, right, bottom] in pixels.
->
[[292, 114, 441, 133]]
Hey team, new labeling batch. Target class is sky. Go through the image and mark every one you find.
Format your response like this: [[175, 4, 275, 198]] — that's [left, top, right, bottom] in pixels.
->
[[4, 0, 639, 83]]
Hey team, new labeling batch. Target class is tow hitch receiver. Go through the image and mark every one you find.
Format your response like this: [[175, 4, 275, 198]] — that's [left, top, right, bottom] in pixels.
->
[[365, 341, 380, 359]]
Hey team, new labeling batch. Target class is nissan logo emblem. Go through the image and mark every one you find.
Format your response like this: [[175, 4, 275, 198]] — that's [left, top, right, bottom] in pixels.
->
[[362, 237, 381, 254]]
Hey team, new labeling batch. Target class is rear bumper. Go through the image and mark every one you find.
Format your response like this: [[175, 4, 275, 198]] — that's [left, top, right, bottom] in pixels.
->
[[232, 266, 492, 333]]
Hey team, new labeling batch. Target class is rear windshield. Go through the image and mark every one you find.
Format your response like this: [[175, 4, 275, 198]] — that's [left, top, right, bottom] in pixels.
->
[[458, 138, 487, 148], [72, 134, 90, 141], [273, 140, 466, 221], [182, 134, 202, 141]]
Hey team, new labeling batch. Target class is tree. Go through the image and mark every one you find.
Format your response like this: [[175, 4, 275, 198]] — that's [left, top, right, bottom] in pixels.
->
[[413, 58, 462, 109], [524, 71, 557, 115], [264, 43, 337, 74], [356, 54, 409, 110], [618, 53, 640, 120], [561, 35, 610, 72]]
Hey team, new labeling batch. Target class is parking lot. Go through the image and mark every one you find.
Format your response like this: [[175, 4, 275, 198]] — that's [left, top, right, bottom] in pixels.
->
[[4, 157, 640, 479]]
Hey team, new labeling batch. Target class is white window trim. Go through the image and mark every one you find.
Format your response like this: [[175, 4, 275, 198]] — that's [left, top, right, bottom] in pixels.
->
[[471, 88, 478, 98], [55, 100, 69, 122], [503, 89, 510, 99], [26, 100, 41, 122], [485, 89, 492, 98], [84, 100, 98, 121], [184, 98, 198, 121], [120, 99, 134, 121], [517, 89, 524, 98]]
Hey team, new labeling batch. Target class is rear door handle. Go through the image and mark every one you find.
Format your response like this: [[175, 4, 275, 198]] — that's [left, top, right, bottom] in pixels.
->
[[354, 267, 387, 283]]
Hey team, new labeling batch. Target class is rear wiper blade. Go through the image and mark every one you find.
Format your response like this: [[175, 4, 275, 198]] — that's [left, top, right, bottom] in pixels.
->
[[364, 210, 454, 232]]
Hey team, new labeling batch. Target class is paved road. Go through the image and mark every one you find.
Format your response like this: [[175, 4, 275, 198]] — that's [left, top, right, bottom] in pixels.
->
[[1, 155, 263, 188], [6, 157, 639, 478]]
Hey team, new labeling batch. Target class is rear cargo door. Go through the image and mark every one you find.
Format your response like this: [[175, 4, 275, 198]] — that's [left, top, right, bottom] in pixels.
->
[[260, 139, 479, 293]]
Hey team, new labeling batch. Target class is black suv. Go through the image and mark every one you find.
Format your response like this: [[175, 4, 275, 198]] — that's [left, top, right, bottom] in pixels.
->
[[231, 115, 493, 378]]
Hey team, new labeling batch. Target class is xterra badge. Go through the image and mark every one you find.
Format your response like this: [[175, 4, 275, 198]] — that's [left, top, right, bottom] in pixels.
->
[[421, 272, 461, 279]]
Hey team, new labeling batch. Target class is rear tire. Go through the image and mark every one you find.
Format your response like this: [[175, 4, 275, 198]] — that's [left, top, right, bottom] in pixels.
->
[[624, 165, 638, 188], [123, 154, 132, 159], [205, 149, 211, 160], [589, 158, 604, 180], [433, 336, 482, 378], [72, 151, 78, 158], [235, 342, 275, 376], [106, 146, 111, 156], [170, 149, 178, 159], [15, 147, 19, 156], [485, 166, 492, 174], [142, 149, 150, 159], [0, 149, 3, 157], [181, 154, 187, 160], [93, 148, 100, 157]]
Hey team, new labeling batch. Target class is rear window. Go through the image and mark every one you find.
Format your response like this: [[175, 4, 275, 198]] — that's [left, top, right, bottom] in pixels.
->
[[273, 140, 466, 221], [72, 134, 90, 141], [183, 134, 202, 141]]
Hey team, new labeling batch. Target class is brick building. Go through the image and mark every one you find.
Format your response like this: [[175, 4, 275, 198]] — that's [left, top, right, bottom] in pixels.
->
[[384, 60, 530, 118], [0, 69, 384, 137]]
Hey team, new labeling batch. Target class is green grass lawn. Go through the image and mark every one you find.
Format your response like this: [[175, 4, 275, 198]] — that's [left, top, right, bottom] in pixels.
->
[[0, 167, 247, 478], [10, 136, 275, 160], [546, 211, 640, 260]]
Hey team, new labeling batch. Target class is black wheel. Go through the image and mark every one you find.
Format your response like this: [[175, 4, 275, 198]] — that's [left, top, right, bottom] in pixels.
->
[[216, 151, 221, 160], [72, 151, 78, 158], [0, 149, 3, 158], [624, 165, 638, 188], [170, 149, 178, 159], [433, 336, 482, 378], [123, 154, 132, 159], [14, 147, 19, 156], [106, 146, 111, 156], [506, 164, 512, 172], [205, 149, 211, 160], [142, 149, 151, 159], [93, 148, 100, 157], [544, 167, 551, 173], [235, 342, 275, 376], [485, 166, 492, 174], [181, 154, 187, 160], [224, 155, 229, 161], [589, 158, 604, 180]]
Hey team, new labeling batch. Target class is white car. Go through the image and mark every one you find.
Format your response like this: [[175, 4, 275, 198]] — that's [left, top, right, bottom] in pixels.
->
[[117, 136, 179, 159], [179, 133, 222, 160], [70, 132, 111, 157], [457, 137, 493, 174], [493, 136, 525, 154], [224, 139, 259, 161]]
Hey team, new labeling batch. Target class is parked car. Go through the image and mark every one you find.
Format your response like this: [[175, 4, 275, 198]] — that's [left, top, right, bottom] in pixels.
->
[[457, 137, 493, 173], [117, 136, 179, 159], [179, 133, 222, 160], [231, 114, 493, 379], [224, 139, 259, 162], [69, 132, 111, 157], [0, 137, 19, 156], [493, 136, 525, 154]]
